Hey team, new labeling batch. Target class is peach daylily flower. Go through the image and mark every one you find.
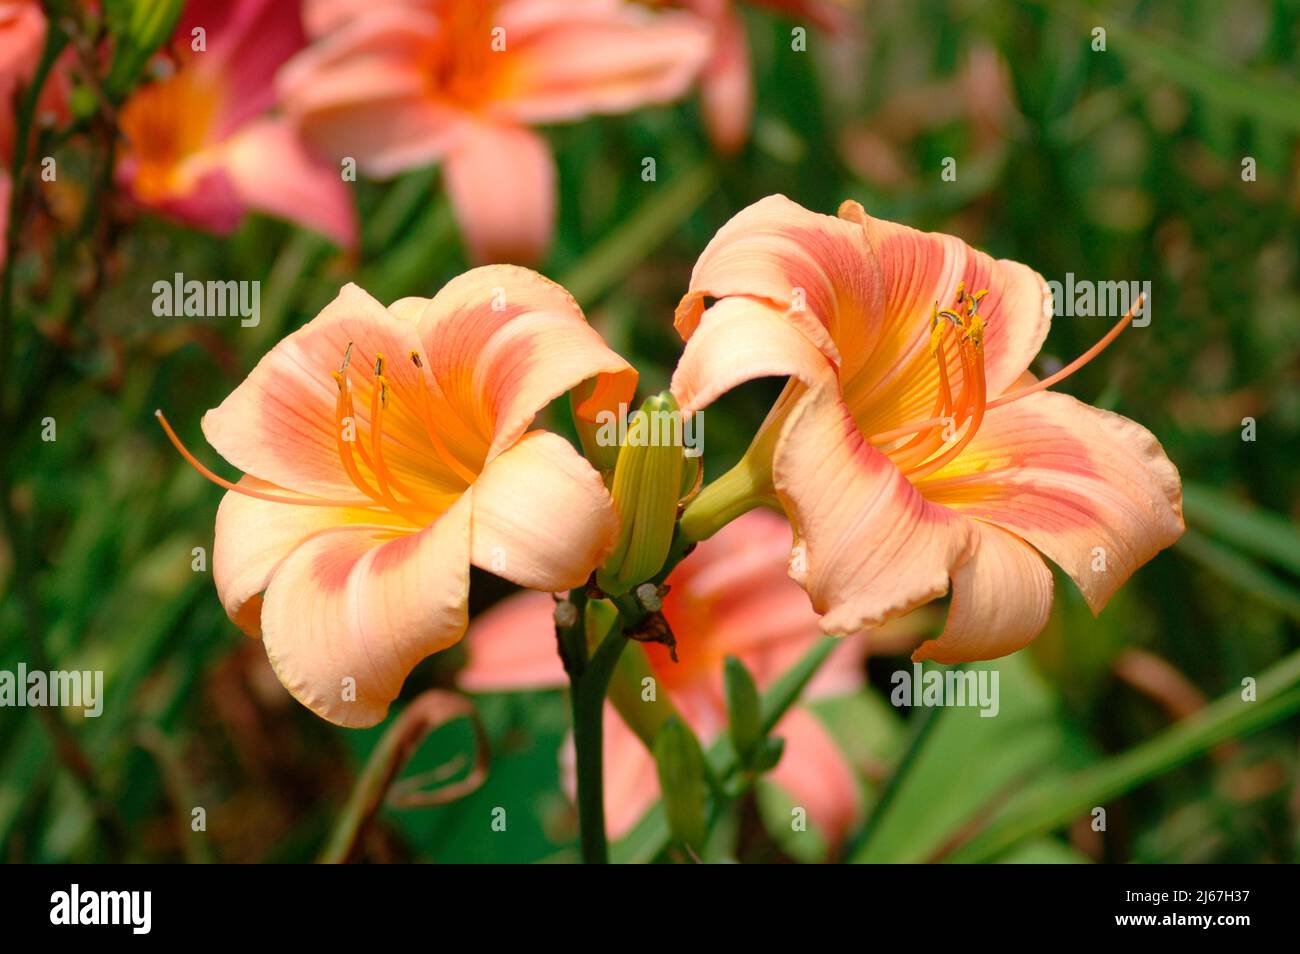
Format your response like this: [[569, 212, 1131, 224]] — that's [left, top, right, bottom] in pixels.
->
[[278, 0, 711, 264], [158, 267, 636, 726], [672, 195, 1184, 664], [116, 0, 356, 245], [460, 510, 916, 847]]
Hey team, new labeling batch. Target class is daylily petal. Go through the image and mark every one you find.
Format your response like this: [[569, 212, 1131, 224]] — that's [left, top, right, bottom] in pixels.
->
[[212, 476, 408, 638], [442, 121, 556, 264], [180, 0, 307, 135], [221, 118, 358, 246], [674, 194, 867, 366], [459, 590, 565, 692], [670, 296, 831, 415], [259, 494, 472, 727], [413, 264, 637, 460], [911, 520, 1053, 664], [202, 283, 461, 500], [773, 377, 974, 634], [277, 8, 459, 177], [917, 390, 1184, 613], [840, 202, 1052, 438], [698, 3, 752, 154], [768, 706, 860, 848], [470, 430, 619, 591], [675, 195, 1052, 438], [499, 0, 711, 125]]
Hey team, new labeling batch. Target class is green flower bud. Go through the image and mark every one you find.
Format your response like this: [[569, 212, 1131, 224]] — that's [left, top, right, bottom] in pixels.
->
[[653, 716, 709, 851], [724, 655, 762, 764], [597, 392, 685, 596], [106, 0, 187, 97]]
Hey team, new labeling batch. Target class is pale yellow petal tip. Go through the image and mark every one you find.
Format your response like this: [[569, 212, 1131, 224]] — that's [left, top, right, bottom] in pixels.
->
[[836, 199, 868, 226]]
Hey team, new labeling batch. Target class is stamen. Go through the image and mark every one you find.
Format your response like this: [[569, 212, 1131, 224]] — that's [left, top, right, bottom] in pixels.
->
[[331, 371, 384, 503], [868, 291, 1141, 448], [985, 293, 1142, 412], [367, 360, 433, 509], [398, 377, 481, 486], [154, 410, 380, 509], [904, 332, 987, 481]]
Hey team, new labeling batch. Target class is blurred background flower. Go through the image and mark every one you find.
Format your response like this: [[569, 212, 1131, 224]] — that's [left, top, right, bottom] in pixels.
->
[[279, 0, 711, 263], [115, 0, 356, 245]]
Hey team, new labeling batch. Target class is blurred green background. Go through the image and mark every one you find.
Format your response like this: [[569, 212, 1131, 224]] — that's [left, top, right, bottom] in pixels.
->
[[2, 0, 1299, 863]]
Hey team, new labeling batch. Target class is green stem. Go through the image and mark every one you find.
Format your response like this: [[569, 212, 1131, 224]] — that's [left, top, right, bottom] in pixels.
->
[[0, 18, 70, 409], [611, 637, 840, 863], [842, 682, 949, 860], [569, 618, 628, 864]]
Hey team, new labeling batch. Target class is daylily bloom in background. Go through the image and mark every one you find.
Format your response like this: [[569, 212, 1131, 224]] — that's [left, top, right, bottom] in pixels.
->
[[0, 0, 67, 266], [673, 195, 1184, 663], [116, 0, 356, 246], [685, 0, 854, 154], [462, 510, 931, 847], [158, 267, 636, 725], [279, 0, 711, 264]]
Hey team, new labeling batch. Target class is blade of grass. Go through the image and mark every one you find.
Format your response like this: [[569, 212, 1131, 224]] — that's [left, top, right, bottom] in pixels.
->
[[1035, 0, 1300, 133], [1182, 483, 1300, 578], [945, 648, 1300, 862], [560, 161, 717, 307], [1175, 529, 1300, 623]]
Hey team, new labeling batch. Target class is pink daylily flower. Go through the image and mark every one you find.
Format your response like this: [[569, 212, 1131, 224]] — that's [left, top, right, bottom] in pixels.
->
[[672, 195, 1184, 664], [278, 0, 712, 263], [0, 0, 57, 267], [158, 267, 637, 726], [116, 0, 356, 245], [461, 510, 930, 846]]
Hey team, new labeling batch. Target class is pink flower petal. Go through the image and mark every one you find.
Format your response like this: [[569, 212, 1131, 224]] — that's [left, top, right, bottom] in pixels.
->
[[442, 121, 556, 264], [500, 0, 711, 125], [912, 520, 1054, 663], [202, 283, 456, 499], [213, 476, 408, 638], [470, 430, 619, 591], [918, 390, 1184, 614], [258, 494, 472, 727], [772, 376, 975, 634], [412, 264, 637, 460], [460, 590, 565, 692], [222, 118, 358, 246]]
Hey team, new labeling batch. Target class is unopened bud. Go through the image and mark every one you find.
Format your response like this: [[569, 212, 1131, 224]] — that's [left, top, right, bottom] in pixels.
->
[[597, 392, 685, 595]]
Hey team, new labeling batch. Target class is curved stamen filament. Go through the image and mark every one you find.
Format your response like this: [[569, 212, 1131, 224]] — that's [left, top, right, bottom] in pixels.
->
[[367, 360, 440, 513], [985, 292, 1143, 411], [394, 368, 481, 485], [904, 332, 987, 481], [868, 292, 1142, 449], [332, 371, 384, 504], [154, 410, 381, 509]]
